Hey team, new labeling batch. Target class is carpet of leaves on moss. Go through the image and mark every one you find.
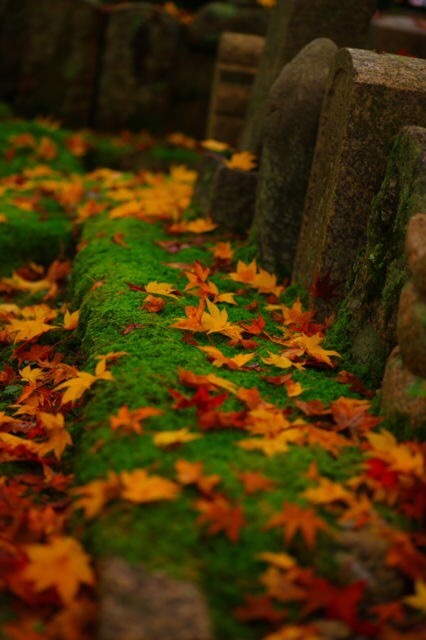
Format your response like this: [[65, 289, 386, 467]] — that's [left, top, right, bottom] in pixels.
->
[[0, 119, 425, 640]]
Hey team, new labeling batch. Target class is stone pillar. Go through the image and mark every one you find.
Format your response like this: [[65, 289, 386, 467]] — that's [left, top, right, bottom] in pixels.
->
[[239, 0, 376, 153], [381, 214, 426, 430], [292, 50, 426, 313], [253, 38, 337, 277], [206, 32, 264, 146]]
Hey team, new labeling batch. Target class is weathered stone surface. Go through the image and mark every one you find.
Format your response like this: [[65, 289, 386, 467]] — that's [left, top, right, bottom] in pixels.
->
[[207, 32, 264, 145], [327, 126, 426, 386], [335, 527, 406, 604], [397, 281, 426, 378], [98, 557, 213, 640], [292, 52, 426, 316], [239, 0, 376, 153], [187, 2, 268, 50], [14, 0, 103, 128], [381, 347, 426, 430], [254, 38, 337, 277], [192, 153, 257, 233], [406, 213, 426, 295], [95, 4, 182, 132], [371, 14, 426, 60]]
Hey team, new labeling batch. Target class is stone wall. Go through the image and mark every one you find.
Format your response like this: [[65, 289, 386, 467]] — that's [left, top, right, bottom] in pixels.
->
[[0, 0, 269, 136]]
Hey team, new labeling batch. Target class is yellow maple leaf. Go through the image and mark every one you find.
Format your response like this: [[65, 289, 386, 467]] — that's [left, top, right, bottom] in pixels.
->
[[198, 345, 255, 370], [55, 371, 98, 405], [109, 200, 142, 219], [201, 139, 230, 152], [302, 478, 351, 505], [72, 471, 121, 519], [257, 551, 297, 571], [120, 469, 181, 503], [201, 298, 230, 334], [19, 365, 46, 385], [226, 151, 257, 171], [6, 318, 57, 342], [169, 217, 217, 234], [253, 268, 284, 297], [37, 412, 72, 459], [287, 333, 340, 367], [63, 309, 79, 330], [238, 434, 290, 457], [211, 241, 234, 261], [262, 352, 304, 371], [153, 428, 201, 448], [22, 536, 94, 604], [145, 281, 179, 299], [229, 259, 258, 285], [404, 580, 426, 612]]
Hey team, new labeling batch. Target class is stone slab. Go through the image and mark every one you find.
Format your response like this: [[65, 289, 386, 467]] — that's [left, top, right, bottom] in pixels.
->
[[397, 281, 426, 378], [253, 38, 337, 277], [381, 347, 426, 430], [207, 32, 264, 145], [239, 0, 376, 152], [292, 52, 426, 315], [371, 14, 426, 59], [192, 153, 257, 233], [14, 0, 103, 128], [95, 4, 182, 132], [98, 557, 213, 640], [326, 126, 426, 386]]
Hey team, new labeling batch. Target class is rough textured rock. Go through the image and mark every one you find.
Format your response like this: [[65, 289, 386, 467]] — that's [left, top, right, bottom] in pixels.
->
[[192, 153, 257, 233], [406, 213, 426, 296], [239, 0, 376, 153], [292, 52, 426, 319], [187, 1, 268, 50], [335, 527, 406, 604], [253, 38, 337, 277], [371, 14, 426, 60], [14, 0, 103, 128], [381, 347, 426, 430], [98, 557, 213, 640], [207, 32, 264, 145], [328, 127, 426, 386], [95, 4, 182, 132], [397, 282, 426, 378]]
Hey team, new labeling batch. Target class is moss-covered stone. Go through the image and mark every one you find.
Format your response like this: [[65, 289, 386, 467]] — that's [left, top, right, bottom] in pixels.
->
[[327, 126, 426, 387]]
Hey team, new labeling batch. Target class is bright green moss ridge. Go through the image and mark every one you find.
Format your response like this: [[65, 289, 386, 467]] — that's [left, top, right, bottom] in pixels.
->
[[69, 205, 365, 639]]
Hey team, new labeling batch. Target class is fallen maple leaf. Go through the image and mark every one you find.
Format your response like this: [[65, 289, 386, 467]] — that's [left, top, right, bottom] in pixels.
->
[[37, 412, 72, 460], [153, 428, 201, 448], [302, 478, 351, 505], [142, 295, 166, 313], [21, 536, 94, 604], [226, 151, 257, 171], [195, 494, 245, 542], [285, 333, 340, 367], [266, 502, 329, 548], [144, 281, 180, 299], [110, 405, 163, 435], [238, 471, 275, 494], [120, 469, 180, 503], [198, 345, 255, 370], [72, 471, 121, 519]]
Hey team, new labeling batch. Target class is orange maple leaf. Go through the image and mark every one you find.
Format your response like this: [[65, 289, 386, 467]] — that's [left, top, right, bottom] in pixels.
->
[[120, 469, 180, 503], [285, 333, 340, 367], [266, 502, 329, 548], [195, 494, 245, 542], [21, 536, 94, 604], [229, 259, 258, 285], [238, 471, 275, 494], [37, 412, 72, 460], [72, 471, 121, 519], [110, 405, 163, 435]]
